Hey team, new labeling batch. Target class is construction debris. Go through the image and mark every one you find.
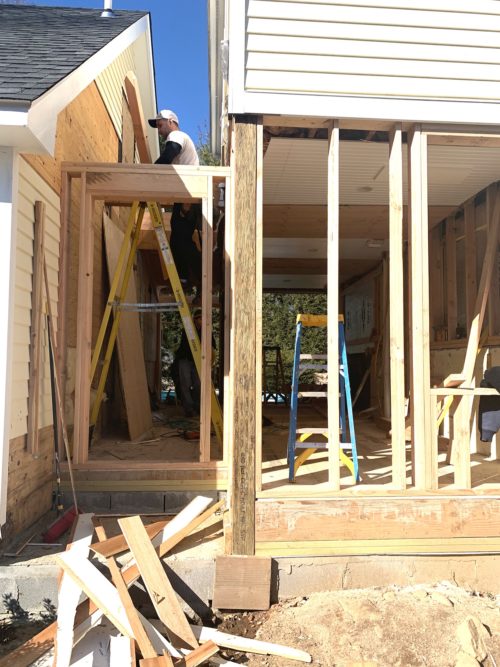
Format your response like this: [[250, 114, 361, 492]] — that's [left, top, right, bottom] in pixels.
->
[[0, 496, 311, 666]]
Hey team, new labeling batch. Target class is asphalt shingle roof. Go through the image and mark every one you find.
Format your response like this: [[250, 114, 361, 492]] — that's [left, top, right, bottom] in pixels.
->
[[0, 4, 148, 103]]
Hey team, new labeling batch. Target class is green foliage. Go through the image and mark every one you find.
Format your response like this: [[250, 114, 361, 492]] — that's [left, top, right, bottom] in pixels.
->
[[263, 292, 327, 385], [197, 127, 220, 166]]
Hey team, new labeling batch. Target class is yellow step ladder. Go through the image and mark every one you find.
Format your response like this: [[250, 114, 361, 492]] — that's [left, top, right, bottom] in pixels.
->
[[89, 201, 223, 444]]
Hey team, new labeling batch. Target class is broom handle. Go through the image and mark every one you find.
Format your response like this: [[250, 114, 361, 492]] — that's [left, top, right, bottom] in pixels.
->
[[43, 257, 78, 512]]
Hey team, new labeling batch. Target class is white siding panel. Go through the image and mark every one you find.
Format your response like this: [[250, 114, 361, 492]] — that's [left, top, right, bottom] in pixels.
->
[[96, 42, 135, 137], [247, 70, 500, 100], [10, 159, 60, 440], [242, 1, 500, 107]]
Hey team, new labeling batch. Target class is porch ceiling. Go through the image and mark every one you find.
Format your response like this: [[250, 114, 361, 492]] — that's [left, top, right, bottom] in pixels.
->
[[262, 136, 500, 289]]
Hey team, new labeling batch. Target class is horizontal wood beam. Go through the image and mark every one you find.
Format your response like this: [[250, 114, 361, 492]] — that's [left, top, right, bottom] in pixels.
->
[[264, 205, 455, 239]]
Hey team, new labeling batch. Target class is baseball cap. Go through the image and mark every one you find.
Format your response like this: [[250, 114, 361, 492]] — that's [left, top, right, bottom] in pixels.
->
[[148, 109, 179, 127]]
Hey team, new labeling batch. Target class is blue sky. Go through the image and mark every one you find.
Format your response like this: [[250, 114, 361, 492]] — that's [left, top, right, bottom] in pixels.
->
[[30, 0, 209, 143]]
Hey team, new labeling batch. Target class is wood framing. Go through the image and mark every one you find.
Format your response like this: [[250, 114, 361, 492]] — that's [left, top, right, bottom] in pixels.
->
[[327, 120, 340, 490], [445, 215, 457, 340], [388, 126, 406, 489], [407, 126, 434, 490], [229, 115, 259, 555]]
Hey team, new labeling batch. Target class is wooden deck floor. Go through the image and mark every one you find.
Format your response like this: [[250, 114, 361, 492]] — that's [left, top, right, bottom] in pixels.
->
[[84, 401, 500, 495]]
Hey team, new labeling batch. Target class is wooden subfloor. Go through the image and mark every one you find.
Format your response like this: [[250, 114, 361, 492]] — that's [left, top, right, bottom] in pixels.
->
[[89, 405, 222, 463], [260, 403, 500, 496]]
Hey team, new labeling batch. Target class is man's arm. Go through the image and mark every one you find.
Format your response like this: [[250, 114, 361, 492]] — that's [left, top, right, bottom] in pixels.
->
[[155, 141, 182, 164]]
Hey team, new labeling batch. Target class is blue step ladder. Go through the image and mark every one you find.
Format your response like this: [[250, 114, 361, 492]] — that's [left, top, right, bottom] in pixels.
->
[[287, 314, 359, 483]]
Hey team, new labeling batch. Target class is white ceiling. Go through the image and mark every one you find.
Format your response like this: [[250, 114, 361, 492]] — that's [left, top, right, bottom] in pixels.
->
[[264, 137, 500, 206]]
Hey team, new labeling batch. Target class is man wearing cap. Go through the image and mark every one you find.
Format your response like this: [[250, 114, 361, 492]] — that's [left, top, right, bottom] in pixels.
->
[[148, 110, 201, 294], [148, 110, 199, 166]]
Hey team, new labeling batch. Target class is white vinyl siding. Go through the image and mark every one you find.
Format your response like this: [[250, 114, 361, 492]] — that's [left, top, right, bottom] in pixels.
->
[[10, 159, 60, 440], [230, 0, 500, 120]]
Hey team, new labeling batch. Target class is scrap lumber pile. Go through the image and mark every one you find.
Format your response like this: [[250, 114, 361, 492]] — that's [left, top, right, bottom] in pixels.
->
[[0, 496, 311, 666]]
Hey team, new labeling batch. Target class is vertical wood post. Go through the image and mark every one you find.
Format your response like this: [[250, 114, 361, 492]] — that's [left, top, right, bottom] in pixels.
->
[[57, 171, 71, 459], [255, 122, 264, 493], [229, 115, 259, 554], [407, 126, 435, 490], [73, 177, 93, 464], [465, 201, 477, 332], [388, 126, 406, 489], [200, 185, 213, 463], [445, 215, 457, 340], [327, 120, 340, 490]]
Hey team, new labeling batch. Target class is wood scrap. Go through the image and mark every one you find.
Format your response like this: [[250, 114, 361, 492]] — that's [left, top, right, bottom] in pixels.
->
[[119, 515, 198, 650], [213, 555, 271, 610], [190, 624, 312, 662], [91, 518, 169, 558]]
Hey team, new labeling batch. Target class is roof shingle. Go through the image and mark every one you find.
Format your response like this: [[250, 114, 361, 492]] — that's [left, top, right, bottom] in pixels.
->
[[0, 4, 148, 103]]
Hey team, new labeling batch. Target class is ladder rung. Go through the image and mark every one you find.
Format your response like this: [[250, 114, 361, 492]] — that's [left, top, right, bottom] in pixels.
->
[[296, 427, 327, 434], [294, 442, 354, 450], [298, 391, 327, 398], [299, 364, 328, 371], [300, 354, 327, 360]]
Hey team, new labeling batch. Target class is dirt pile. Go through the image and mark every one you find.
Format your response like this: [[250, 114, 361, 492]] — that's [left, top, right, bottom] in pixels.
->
[[220, 582, 500, 667]]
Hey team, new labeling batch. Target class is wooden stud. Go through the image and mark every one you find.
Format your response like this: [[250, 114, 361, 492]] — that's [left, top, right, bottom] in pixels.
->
[[230, 116, 258, 555], [200, 188, 213, 463], [118, 515, 198, 650], [465, 201, 477, 332], [174, 641, 218, 667], [27, 201, 46, 455], [223, 174, 232, 468], [388, 126, 406, 490], [57, 171, 71, 460], [327, 120, 340, 490], [90, 518, 169, 558], [445, 215, 457, 341], [73, 177, 93, 464], [255, 121, 264, 493], [429, 224, 445, 341], [487, 184, 500, 337], [407, 126, 434, 490]]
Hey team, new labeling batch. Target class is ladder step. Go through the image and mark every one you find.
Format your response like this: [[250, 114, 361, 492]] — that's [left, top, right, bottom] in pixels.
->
[[295, 441, 354, 450], [299, 364, 328, 371], [300, 354, 327, 360], [298, 391, 327, 398], [296, 427, 327, 434]]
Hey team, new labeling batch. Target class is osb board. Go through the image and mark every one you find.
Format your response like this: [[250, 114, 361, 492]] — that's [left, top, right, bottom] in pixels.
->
[[103, 214, 153, 441], [255, 497, 500, 542], [22, 82, 120, 351], [213, 555, 271, 610]]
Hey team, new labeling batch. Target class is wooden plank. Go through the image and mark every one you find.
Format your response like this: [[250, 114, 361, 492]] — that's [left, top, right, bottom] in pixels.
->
[[118, 515, 198, 649], [465, 201, 477, 331], [388, 126, 406, 489], [255, 121, 264, 493], [230, 116, 258, 555], [27, 201, 46, 455], [94, 522, 160, 662], [407, 126, 434, 490], [69, 623, 111, 667], [191, 625, 311, 663], [429, 224, 445, 341], [91, 519, 168, 558], [175, 641, 218, 667], [255, 537, 500, 557], [212, 555, 271, 610], [73, 179, 93, 464], [463, 186, 500, 382], [55, 514, 95, 667], [103, 214, 153, 441], [200, 190, 213, 463], [85, 171, 208, 204], [255, 498, 500, 541], [445, 215, 457, 340], [57, 171, 71, 460], [124, 71, 152, 164], [56, 550, 134, 638], [110, 635, 134, 667], [327, 120, 340, 490], [223, 174, 232, 467], [487, 184, 500, 336]]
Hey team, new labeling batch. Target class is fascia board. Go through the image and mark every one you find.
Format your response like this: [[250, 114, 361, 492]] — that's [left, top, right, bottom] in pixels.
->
[[28, 14, 150, 155]]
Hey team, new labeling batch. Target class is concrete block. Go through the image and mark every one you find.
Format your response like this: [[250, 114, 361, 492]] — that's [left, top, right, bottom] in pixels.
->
[[109, 491, 165, 514], [72, 491, 111, 513], [163, 491, 219, 514]]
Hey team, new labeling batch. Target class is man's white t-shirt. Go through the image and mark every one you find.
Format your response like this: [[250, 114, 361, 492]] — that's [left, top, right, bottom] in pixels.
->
[[168, 130, 199, 166]]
